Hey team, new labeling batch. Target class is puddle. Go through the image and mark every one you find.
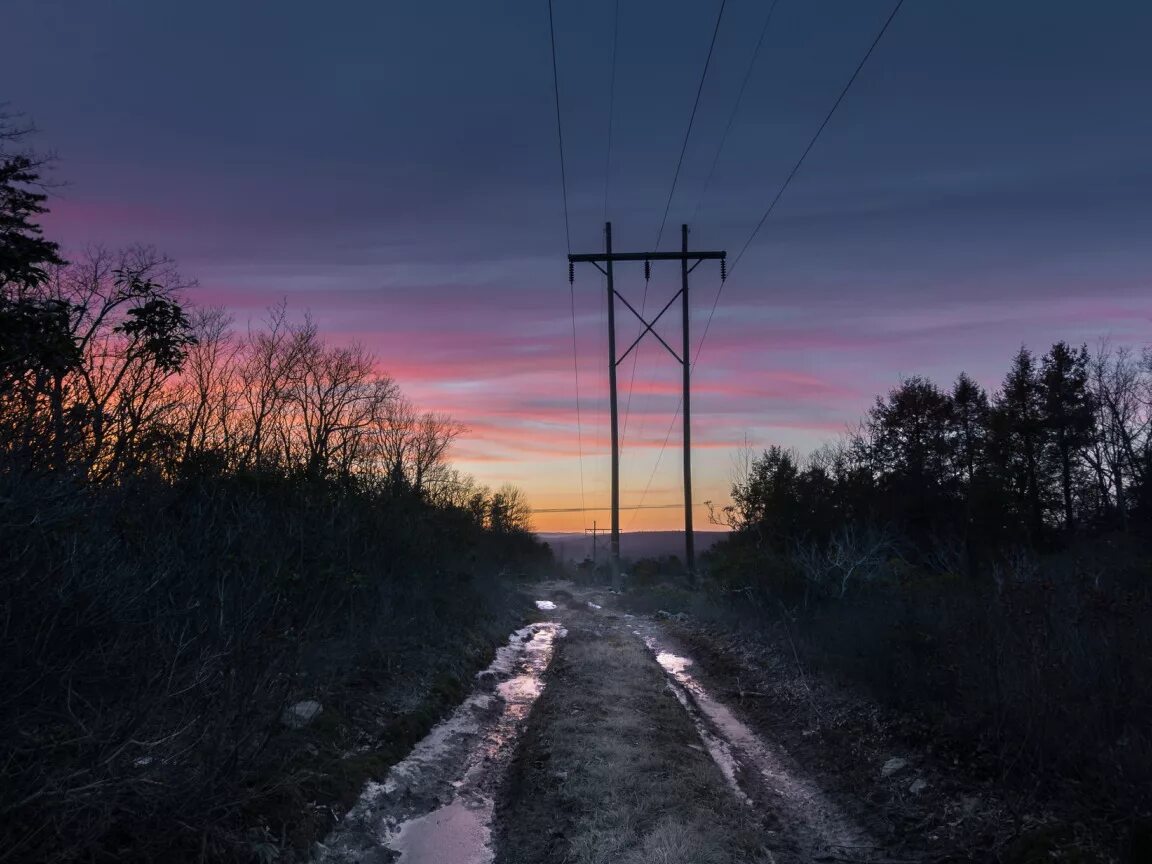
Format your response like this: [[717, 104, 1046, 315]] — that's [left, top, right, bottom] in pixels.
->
[[316, 622, 564, 864], [638, 625, 866, 858]]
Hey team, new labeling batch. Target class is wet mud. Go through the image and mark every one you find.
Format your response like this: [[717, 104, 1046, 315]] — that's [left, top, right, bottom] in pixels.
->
[[315, 620, 564, 864], [636, 622, 873, 862]]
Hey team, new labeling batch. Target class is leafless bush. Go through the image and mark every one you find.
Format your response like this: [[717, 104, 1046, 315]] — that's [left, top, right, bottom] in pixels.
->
[[793, 523, 896, 599]]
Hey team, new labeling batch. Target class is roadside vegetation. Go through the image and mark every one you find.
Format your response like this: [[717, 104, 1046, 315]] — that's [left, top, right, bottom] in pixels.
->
[[0, 114, 549, 862], [686, 340, 1152, 857]]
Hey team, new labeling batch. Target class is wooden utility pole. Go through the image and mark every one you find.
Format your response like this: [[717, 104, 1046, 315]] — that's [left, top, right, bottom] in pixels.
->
[[584, 520, 605, 565], [605, 224, 620, 586], [680, 224, 695, 577], [569, 222, 725, 584]]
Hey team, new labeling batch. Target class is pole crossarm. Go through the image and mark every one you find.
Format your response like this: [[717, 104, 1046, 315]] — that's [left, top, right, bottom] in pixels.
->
[[569, 250, 726, 263]]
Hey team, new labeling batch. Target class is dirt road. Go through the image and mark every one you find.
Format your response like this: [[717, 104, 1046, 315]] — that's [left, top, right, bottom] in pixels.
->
[[312, 580, 1126, 864], [497, 584, 884, 864], [312, 581, 912, 863]]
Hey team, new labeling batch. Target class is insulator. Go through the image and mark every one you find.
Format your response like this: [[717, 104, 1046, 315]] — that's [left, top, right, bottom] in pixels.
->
[[644, 259, 651, 281], [569, 261, 574, 284], [720, 257, 727, 282]]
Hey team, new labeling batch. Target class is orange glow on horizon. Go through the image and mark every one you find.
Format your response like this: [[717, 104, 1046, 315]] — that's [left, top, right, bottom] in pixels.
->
[[528, 502, 729, 534]]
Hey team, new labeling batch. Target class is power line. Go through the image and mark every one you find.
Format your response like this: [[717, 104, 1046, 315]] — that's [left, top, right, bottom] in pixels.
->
[[547, 0, 572, 252], [548, 0, 586, 519], [568, 286, 588, 519], [696, 0, 906, 365], [621, 0, 728, 451], [535, 503, 683, 514], [624, 0, 778, 503], [731, 0, 906, 272], [631, 0, 907, 525], [654, 0, 729, 252], [595, 0, 618, 515], [690, 0, 780, 228]]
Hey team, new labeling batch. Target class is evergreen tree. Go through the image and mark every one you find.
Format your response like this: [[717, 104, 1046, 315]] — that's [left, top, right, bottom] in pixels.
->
[[992, 347, 1051, 537], [1041, 341, 1096, 530], [949, 372, 990, 489], [865, 376, 955, 535], [0, 117, 63, 290], [0, 117, 75, 457]]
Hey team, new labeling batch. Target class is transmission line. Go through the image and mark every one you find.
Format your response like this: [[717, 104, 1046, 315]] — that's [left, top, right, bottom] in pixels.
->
[[620, 0, 728, 449], [690, 0, 780, 228], [548, 0, 587, 520], [697, 0, 906, 365], [653, 0, 729, 252], [535, 503, 682, 514], [732, 0, 906, 272], [630, 0, 906, 526]]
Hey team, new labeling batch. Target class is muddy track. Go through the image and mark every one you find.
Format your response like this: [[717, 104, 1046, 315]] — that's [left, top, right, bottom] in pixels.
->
[[314, 621, 564, 864], [315, 582, 1022, 863], [494, 593, 769, 864], [634, 621, 877, 863], [496, 584, 917, 863]]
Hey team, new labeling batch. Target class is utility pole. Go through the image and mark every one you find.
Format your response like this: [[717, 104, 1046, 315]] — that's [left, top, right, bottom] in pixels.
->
[[680, 224, 694, 578], [569, 222, 725, 584], [605, 224, 620, 586], [584, 520, 605, 565]]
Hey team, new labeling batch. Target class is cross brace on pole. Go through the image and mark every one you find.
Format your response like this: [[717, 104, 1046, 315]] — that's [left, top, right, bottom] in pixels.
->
[[568, 222, 726, 585]]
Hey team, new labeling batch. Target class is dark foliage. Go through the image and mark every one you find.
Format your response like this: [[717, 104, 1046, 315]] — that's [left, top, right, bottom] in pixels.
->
[[706, 344, 1152, 830], [0, 114, 549, 862]]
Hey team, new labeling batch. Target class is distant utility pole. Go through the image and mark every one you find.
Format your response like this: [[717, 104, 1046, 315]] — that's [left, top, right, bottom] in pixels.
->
[[584, 520, 605, 565], [569, 222, 725, 585]]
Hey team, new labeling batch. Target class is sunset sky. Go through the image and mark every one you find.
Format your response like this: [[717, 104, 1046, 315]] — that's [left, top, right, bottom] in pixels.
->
[[6, 0, 1151, 532]]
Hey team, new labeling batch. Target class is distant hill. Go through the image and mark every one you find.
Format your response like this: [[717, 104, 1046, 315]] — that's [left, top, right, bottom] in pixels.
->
[[538, 530, 729, 565]]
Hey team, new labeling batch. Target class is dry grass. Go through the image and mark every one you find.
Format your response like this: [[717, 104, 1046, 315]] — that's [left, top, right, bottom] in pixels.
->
[[495, 612, 770, 864]]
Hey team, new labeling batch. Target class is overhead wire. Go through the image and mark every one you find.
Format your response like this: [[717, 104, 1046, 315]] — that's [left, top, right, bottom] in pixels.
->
[[690, 0, 780, 228], [534, 503, 682, 514], [628, 0, 777, 529], [730, 0, 906, 275], [653, 0, 729, 253], [630, 0, 907, 526], [595, 0, 620, 518], [548, 0, 588, 521], [619, 0, 728, 459]]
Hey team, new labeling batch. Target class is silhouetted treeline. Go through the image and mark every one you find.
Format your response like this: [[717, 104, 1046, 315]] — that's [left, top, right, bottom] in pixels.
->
[[707, 344, 1152, 829], [1, 113, 547, 861], [714, 343, 1150, 564]]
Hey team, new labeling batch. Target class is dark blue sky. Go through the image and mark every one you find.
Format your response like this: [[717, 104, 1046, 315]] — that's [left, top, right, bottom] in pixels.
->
[[5, 0, 1151, 527]]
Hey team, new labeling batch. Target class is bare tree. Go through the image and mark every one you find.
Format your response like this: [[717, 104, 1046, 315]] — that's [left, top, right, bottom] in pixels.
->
[[234, 303, 305, 471], [172, 307, 242, 465], [1086, 341, 1151, 526], [794, 523, 894, 599], [286, 323, 398, 478], [30, 246, 196, 476], [488, 483, 533, 533]]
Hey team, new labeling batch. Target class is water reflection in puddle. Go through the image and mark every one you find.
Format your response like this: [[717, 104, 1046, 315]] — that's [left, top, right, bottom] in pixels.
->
[[639, 626, 865, 856], [316, 622, 564, 864]]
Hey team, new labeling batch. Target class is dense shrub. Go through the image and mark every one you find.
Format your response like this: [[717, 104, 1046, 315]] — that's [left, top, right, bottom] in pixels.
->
[[0, 467, 549, 862]]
